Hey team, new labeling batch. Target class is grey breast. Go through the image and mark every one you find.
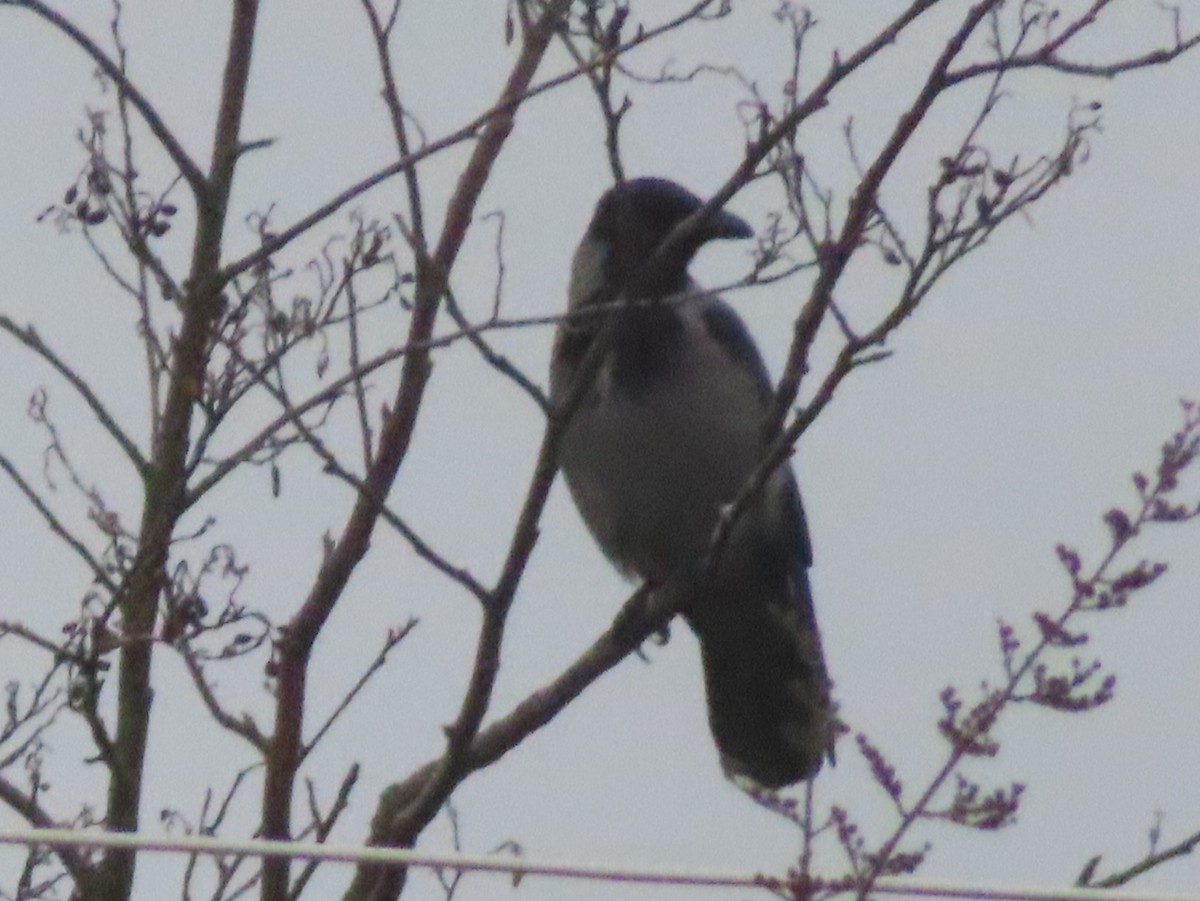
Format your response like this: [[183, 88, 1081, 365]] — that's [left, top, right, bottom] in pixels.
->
[[555, 294, 769, 585]]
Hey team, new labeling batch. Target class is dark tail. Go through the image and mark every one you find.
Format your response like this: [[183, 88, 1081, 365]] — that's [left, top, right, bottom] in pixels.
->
[[687, 556, 832, 789]]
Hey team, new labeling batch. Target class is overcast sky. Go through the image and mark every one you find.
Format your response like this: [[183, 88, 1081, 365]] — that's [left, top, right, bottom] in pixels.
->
[[2, 2, 1200, 899]]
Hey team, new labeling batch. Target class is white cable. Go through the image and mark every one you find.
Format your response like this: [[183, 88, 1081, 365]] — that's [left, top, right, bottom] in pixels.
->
[[0, 828, 1195, 900], [871, 880, 1196, 901], [0, 829, 757, 888]]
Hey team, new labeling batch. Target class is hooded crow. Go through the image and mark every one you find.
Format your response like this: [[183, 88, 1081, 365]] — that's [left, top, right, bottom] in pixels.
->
[[550, 177, 833, 788]]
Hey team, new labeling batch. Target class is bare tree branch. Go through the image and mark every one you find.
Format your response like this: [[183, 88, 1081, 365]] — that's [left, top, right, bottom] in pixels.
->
[[0, 775, 98, 894], [264, 5, 574, 898], [1, 0, 206, 194], [0, 316, 148, 474], [93, 2, 263, 897], [1080, 827, 1200, 888], [0, 452, 116, 591]]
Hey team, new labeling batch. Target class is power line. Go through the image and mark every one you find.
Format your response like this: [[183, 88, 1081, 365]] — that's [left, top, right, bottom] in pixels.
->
[[0, 828, 1195, 900], [1, 829, 756, 889]]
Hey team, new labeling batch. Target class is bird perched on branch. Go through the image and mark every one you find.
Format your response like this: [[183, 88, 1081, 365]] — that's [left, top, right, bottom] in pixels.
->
[[550, 177, 833, 789]]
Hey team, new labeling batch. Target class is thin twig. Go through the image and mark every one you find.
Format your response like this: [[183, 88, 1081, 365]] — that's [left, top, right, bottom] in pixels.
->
[[0, 317, 148, 473], [2, 0, 206, 194]]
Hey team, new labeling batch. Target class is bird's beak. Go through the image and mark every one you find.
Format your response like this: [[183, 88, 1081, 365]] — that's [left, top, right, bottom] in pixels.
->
[[709, 208, 753, 241]]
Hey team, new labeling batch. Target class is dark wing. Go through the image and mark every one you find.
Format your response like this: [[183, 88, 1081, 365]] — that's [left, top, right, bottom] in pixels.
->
[[701, 299, 774, 403]]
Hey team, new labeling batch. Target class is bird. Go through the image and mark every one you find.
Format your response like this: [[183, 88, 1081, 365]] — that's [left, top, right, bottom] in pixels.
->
[[550, 177, 833, 789]]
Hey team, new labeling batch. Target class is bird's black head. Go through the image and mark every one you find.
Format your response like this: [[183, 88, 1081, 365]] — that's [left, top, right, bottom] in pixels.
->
[[584, 177, 753, 300]]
